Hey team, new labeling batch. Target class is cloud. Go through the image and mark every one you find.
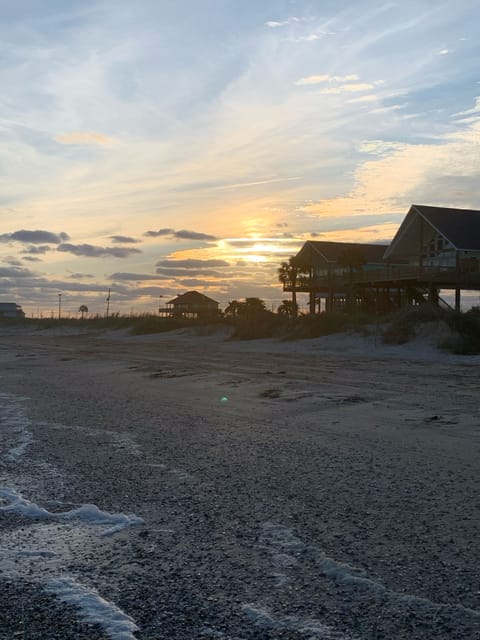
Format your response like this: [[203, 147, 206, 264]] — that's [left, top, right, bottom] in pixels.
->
[[109, 272, 160, 281], [21, 245, 51, 255], [348, 94, 378, 103], [155, 268, 226, 277], [294, 34, 320, 42], [109, 235, 140, 244], [339, 83, 375, 92], [359, 140, 405, 155], [155, 259, 229, 268], [265, 17, 302, 28], [294, 74, 360, 86], [453, 97, 480, 117], [0, 230, 70, 244], [304, 119, 480, 218], [54, 132, 115, 145], [57, 243, 142, 258], [68, 273, 95, 279], [3, 257, 22, 267], [144, 229, 174, 237], [176, 279, 225, 288], [145, 229, 217, 241], [175, 229, 217, 241], [0, 266, 36, 277], [370, 103, 408, 114], [214, 176, 301, 191], [294, 74, 330, 85]]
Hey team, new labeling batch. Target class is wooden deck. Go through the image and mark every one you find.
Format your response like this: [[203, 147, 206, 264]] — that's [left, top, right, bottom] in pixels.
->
[[284, 266, 480, 294]]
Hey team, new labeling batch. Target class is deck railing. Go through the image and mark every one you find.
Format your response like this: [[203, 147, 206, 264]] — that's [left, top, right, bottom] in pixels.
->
[[284, 265, 480, 291]]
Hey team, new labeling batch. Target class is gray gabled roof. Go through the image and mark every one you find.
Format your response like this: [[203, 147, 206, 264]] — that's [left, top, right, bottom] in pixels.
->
[[295, 241, 388, 266], [167, 290, 219, 306], [415, 205, 480, 250], [387, 205, 480, 255]]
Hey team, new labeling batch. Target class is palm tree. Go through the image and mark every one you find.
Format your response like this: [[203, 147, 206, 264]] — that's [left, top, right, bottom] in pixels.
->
[[277, 299, 298, 318], [78, 304, 88, 320], [278, 257, 302, 318], [243, 297, 267, 316], [224, 300, 243, 318]]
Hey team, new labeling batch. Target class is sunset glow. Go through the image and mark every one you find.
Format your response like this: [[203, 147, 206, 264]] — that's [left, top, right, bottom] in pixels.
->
[[1, 1, 479, 316]]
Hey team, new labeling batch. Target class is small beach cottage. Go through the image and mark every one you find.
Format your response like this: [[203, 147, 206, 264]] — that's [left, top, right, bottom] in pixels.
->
[[160, 291, 220, 319]]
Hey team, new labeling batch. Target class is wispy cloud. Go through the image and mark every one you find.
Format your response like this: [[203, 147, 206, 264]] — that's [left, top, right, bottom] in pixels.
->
[[370, 103, 407, 114], [265, 17, 303, 28], [109, 272, 160, 281], [156, 268, 226, 278], [214, 176, 301, 191], [453, 97, 480, 117], [348, 94, 378, 103], [305, 119, 480, 217], [320, 83, 375, 95], [54, 132, 115, 145], [295, 74, 359, 86], [156, 259, 229, 269]]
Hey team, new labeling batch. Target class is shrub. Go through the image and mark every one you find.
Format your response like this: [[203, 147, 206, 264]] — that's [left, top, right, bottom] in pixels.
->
[[283, 312, 349, 340], [442, 309, 480, 354], [382, 304, 445, 345], [229, 311, 281, 340]]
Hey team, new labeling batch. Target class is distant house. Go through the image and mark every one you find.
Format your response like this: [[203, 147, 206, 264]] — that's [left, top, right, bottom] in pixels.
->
[[0, 302, 25, 318], [160, 291, 220, 319]]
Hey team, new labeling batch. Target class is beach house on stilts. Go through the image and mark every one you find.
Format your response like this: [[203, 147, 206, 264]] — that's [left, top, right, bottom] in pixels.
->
[[283, 205, 480, 313]]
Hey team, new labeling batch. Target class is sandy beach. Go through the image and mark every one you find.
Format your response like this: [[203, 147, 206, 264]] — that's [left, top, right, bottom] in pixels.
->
[[0, 326, 479, 639]]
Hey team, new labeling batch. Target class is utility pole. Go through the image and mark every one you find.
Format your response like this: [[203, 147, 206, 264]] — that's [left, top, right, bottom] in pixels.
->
[[58, 293, 62, 319], [106, 288, 111, 318]]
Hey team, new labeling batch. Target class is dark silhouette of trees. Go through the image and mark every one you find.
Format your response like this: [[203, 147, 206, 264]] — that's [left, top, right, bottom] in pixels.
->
[[78, 304, 88, 319], [278, 257, 304, 318], [277, 299, 298, 318], [243, 297, 267, 315], [224, 300, 243, 318], [225, 297, 275, 339], [225, 298, 268, 318]]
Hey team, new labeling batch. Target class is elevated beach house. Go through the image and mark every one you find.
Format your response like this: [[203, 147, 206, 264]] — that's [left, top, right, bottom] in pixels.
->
[[284, 204, 480, 313], [160, 291, 220, 319], [291, 241, 388, 313]]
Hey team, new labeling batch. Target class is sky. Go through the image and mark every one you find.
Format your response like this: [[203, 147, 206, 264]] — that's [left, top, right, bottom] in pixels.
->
[[1, 0, 480, 317]]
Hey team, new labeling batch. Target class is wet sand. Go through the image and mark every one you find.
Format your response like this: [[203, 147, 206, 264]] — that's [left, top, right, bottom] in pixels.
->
[[0, 326, 479, 639]]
